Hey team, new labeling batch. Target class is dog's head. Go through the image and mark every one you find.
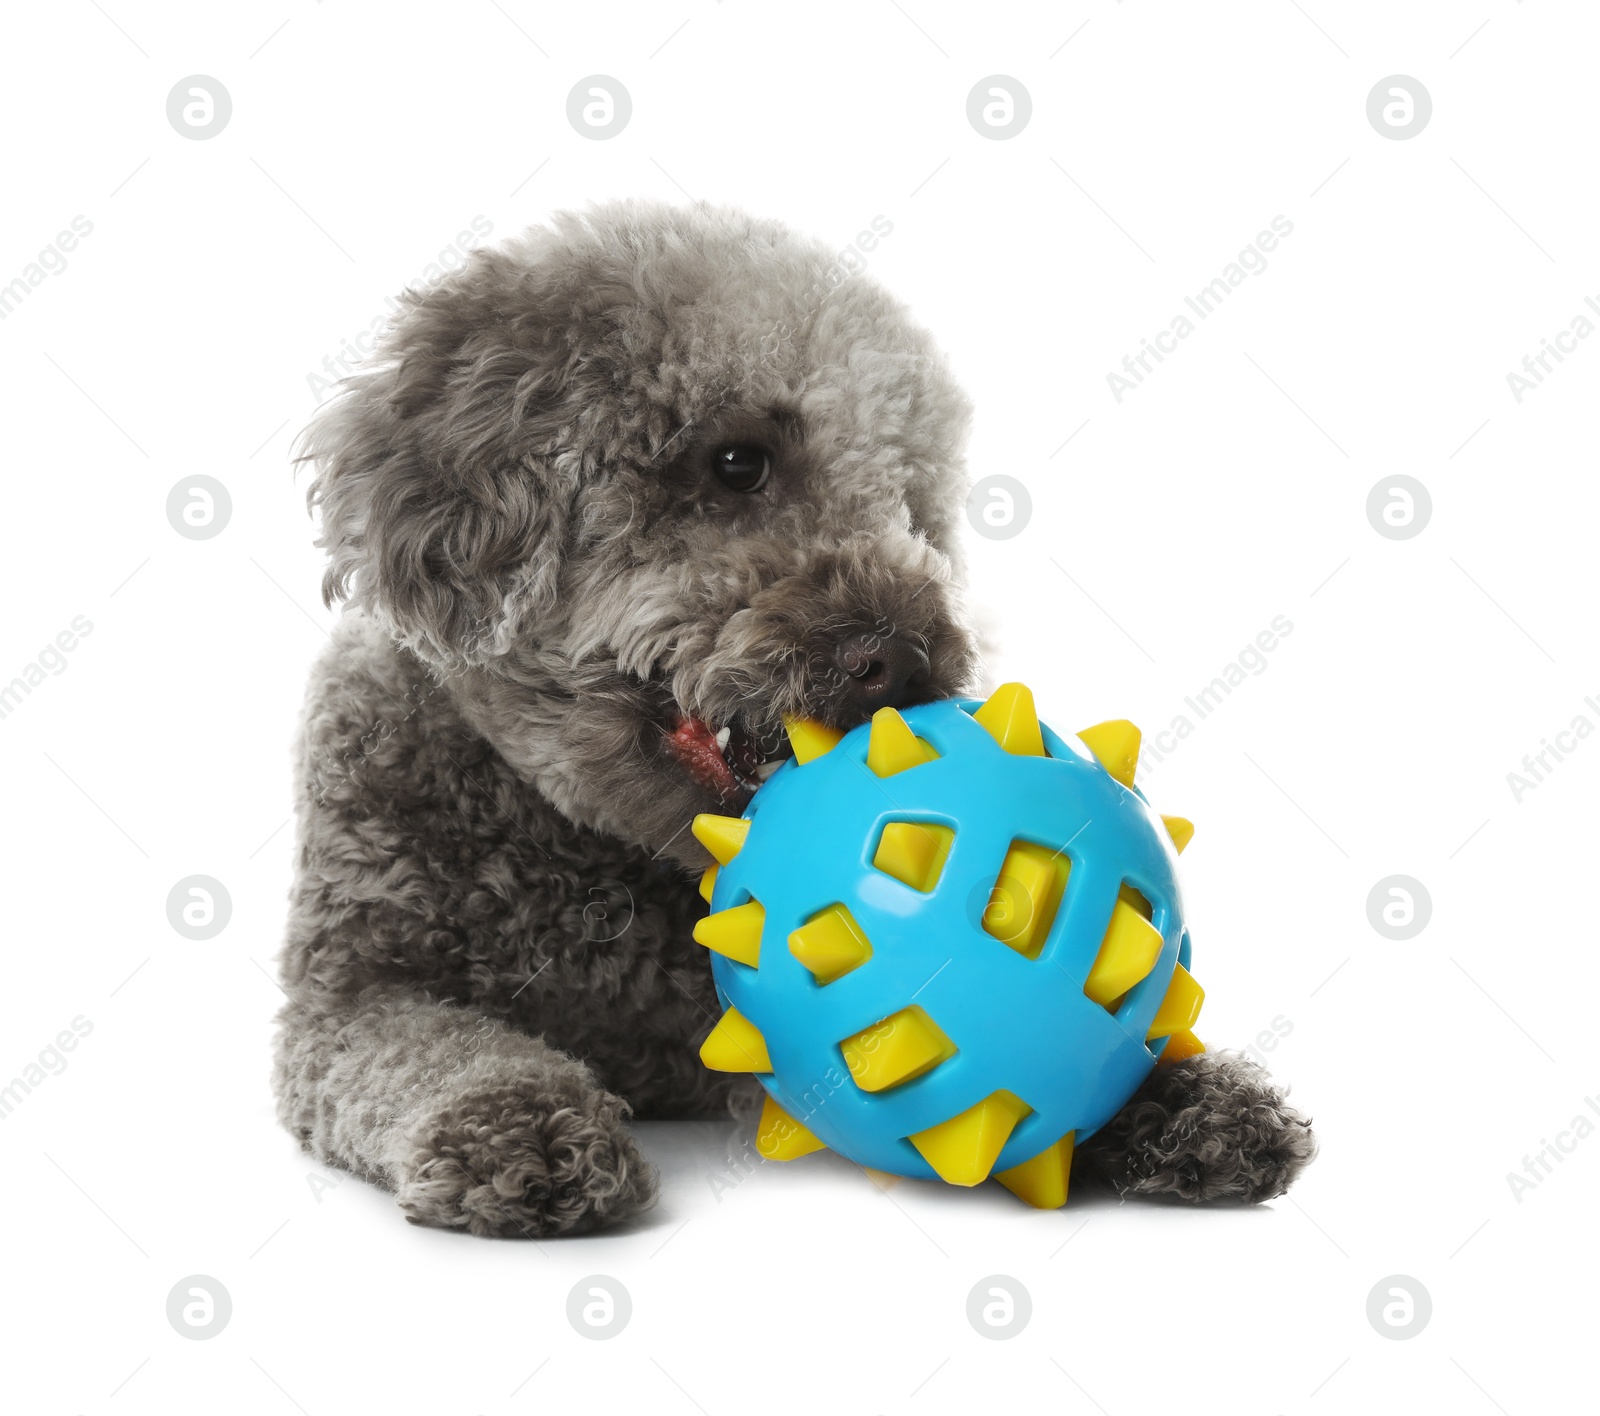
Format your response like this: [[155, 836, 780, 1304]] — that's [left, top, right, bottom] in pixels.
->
[[302, 201, 979, 864]]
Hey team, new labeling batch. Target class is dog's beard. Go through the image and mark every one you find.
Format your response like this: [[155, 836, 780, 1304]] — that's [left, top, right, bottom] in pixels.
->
[[452, 658, 804, 859], [458, 592, 974, 863]]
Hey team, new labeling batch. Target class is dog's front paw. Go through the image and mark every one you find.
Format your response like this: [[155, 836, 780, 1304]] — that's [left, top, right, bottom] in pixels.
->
[[1075, 1051, 1316, 1203], [396, 1083, 659, 1237]]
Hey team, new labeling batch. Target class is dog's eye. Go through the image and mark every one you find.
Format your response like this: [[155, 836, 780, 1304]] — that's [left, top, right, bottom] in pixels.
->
[[712, 444, 771, 493]]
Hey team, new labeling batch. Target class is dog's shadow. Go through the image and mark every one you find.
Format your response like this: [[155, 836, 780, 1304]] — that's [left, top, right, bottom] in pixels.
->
[[386, 1119, 1287, 1248], [628, 1119, 1286, 1237]]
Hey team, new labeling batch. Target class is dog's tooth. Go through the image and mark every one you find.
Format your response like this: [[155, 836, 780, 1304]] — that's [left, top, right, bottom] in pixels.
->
[[754, 759, 783, 782], [715, 726, 732, 750]]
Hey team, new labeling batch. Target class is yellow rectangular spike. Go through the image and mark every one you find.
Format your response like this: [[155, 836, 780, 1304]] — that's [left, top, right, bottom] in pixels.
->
[[697, 864, 718, 904], [995, 1131, 1075, 1209], [1085, 900, 1163, 1006], [872, 821, 954, 893], [788, 904, 873, 984], [910, 1089, 1032, 1186], [1146, 964, 1205, 1039], [755, 1095, 827, 1161], [839, 1005, 957, 1093], [1157, 1029, 1204, 1064], [972, 683, 1046, 757], [1161, 815, 1194, 853], [983, 839, 1070, 959], [867, 707, 939, 777], [692, 900, 764, 967], [692, 813, 750, 865], [1077, 720, 1141, 787], [783, 716, 844, 765], [699, 1007, 771, 1072]]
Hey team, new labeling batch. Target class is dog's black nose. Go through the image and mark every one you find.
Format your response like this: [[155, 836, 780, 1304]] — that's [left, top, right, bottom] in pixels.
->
[[834, 632, 931, 711]]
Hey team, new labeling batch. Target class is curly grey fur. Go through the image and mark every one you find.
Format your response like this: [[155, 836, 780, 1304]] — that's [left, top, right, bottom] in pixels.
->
[[272, 201, 1313, 1238], [1074, 1052, 1317, 1202]]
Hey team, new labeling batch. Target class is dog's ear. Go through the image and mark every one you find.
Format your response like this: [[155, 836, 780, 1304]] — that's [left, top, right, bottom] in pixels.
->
[[298, 252, 585, 668]]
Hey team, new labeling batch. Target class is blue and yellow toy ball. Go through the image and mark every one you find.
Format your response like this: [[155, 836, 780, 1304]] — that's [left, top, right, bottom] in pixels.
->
[[690, 683, 1203, 1209]]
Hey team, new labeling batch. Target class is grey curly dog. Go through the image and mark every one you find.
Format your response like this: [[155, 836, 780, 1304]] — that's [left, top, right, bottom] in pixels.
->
[[273, 201, 1315, 1237]]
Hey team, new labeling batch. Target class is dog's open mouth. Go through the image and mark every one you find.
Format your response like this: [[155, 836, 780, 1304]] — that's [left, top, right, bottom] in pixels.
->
[[666, 713, 794, 801]]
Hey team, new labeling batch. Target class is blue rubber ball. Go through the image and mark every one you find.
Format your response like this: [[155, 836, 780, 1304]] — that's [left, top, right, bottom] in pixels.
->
[[692, 685, 1201, 1205]]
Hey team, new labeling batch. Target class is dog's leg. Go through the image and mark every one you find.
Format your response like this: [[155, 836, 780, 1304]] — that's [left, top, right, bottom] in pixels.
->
[[1072, 1051, 1316, 1202], [273, 985, 658, 1237]]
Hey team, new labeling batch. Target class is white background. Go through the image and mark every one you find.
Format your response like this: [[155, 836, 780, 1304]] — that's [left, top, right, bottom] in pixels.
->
[[1, 1, 1595, 1412]]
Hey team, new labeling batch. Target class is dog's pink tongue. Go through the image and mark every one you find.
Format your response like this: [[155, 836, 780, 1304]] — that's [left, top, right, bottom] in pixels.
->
[[667, 716, 741, 797]]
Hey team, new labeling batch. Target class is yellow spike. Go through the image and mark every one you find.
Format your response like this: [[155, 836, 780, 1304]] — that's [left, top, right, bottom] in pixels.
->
[[755, 1094, 827, 1161], [910, 1089, 1032, 1186], [1078, 719, 1141, 787], [972, 682, 1047, 757], [995, 1131, 1076, 1209], [697, 864, 718, 904], [1162, 815, 1194, 853], [692, 900, 764, 967], [872, 821, 955, 893], [1084, 900, 1163, 1006], [699, 1007, 772, 1072], [1157, 1029, 1204, 1065], [692, 813, 750, 865], [783, 716, 845, 765], [983, 839, 1070, 959], [866, 707, 939, 778], [788, 904, 873, 984], [839, 1006, 958, 1093], [1146, 964, 1205, 1039]]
